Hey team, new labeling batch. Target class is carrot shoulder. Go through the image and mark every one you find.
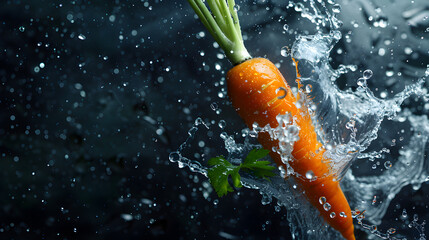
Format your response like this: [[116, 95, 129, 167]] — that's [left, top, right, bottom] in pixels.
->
[[187, 0, 355, 239]]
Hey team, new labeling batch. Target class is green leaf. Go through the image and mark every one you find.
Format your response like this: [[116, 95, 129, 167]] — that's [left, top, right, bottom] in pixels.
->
[[206, 148, 276, 197], [207, 156, 228, 166], [206, 156, 241, 197], [242, 148, 276, 180], [242, 148, 270, 166]]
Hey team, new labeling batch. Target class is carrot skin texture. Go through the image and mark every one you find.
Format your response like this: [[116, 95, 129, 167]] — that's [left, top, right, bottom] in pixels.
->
[[227, 58, 355, 240]]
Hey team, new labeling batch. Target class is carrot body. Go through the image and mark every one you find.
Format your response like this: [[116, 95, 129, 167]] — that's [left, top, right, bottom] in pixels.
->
[[227, 58, 355, 240]]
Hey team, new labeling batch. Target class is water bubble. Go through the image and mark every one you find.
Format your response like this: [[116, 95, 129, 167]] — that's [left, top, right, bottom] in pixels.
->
[[276, 87, 288, 99], [363, 69, 373, 79], [384, 161, 392, 169], [213, 199, 219, 205], [19, 26, 25, 32], [305, 170, 314, 179], [330, 212, 336, 218], [370, 225, 377, 233], [210, 102, 218, 111], [387, 228, 396, 234], [188, 126, 198, 136], [319, 196, 327, 204], [305, 84, 312, 93], [169, 152, 181, 162], [323, 202, 331, 211], [283, 24, 289, 31], [294, 3, 304, 12], [280, 47, 289, 57], [218, 120, 226, 129]]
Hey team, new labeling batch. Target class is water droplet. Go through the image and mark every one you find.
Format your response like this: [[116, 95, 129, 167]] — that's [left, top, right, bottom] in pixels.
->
[[294, 2, 304, 12], [287, 125, 300, 139], [357, 78, 366, 87], [319, 196, 327, 204], [404, 47, 412, 55], [280, 47, 289, 57], [384, 161, 392, 169], [178, 162, 185, 168], [305, 84, 312, 93], [261, 194, 272, 205], [78, 34, 86, 40], [121, 213, 133, 221], [210, 102, 218, 111], [330, 212, 336, 218], [19, 26, 25, 32], [339, 212, 347, 218], [169, 152, 181, 162], [188, 126, 198, 136], [402, 209, 408, 218], [218, 120, 226, 129], [213, 199, 219, 205], [323, 202, 331, 211], [363, 69, 373, 79], [332, 4, 341, 13], [371, 225, 377, 233], [276, 87, 288, 99], [252, 122, 261, 132], [387, 228, 396, 234], [283, 24, 289, 31], [305, 170, 314, 179], [346, 120, 355, 129]]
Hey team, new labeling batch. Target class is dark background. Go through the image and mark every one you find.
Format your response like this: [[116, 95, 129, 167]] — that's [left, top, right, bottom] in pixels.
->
[[1, 0, 428, 239]]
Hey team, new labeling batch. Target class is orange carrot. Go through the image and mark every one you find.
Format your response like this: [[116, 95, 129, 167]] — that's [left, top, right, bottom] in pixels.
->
[[187, 0, 355, 239], [228, 58, 354, 239]]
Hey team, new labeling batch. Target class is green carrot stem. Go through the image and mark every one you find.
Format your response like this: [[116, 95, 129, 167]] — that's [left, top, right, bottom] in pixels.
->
[[187, 0, 251, 65]]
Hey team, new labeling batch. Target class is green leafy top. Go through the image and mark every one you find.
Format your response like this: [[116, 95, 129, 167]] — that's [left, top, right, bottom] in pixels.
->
[[206, 148, 276, 197], [186, 0, 251, 65]]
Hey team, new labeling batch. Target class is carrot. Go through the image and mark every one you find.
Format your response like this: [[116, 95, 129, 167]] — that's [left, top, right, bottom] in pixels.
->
[[186, 0, 355, 239]]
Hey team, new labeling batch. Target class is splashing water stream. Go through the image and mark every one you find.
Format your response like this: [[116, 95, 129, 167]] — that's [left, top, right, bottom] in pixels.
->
[[171, 0, 429, 239]]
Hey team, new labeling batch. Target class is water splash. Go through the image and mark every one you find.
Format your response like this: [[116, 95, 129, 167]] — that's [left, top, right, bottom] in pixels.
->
[[173, 0, 429, 239]]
